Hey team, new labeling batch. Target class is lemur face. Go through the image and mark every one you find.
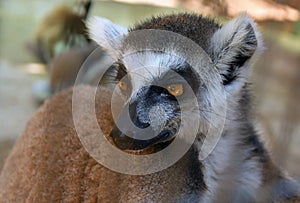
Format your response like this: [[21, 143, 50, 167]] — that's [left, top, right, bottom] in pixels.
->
[[108, 52, 201, 151], [88, 13, 261, 152]]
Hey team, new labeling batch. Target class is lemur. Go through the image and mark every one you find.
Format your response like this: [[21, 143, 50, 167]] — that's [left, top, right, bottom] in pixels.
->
[[30, 0, 114, 99], [30, 0, 92, 64], [88, 13, 300, 202]]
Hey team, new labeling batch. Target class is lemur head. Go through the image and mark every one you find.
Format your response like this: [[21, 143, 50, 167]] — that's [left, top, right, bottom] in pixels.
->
[[88, 13, 262, 153]]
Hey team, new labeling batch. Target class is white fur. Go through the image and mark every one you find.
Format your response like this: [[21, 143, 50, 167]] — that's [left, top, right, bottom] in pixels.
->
[[87, 16, 128, 59], [197, 88, 263, 202], [121, 51, 185, 97], [235, 159, 262, 201], [210, 14, 263, 95], [198, 134, 263, 202], [199, 135, 235, 203]]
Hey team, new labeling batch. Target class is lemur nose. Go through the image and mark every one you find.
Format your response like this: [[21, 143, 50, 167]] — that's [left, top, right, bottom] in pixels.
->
[[129, 100, 150, 129]]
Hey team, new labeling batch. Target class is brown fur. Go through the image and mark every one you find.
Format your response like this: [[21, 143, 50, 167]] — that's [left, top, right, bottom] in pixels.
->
[[0, 86, 204, 202], [49, 46, 96, 92]]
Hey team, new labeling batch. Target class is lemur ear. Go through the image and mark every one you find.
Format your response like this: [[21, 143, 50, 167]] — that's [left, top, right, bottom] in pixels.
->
[[88, 17, 128, 59], [210, 14, 263, 93]]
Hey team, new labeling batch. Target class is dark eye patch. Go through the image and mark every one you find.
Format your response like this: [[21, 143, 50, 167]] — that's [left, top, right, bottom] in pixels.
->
[[115, 62, 132, 96], [115, 61, 128, 81], [101, 61, 128, 81], [158, 62, 201, 96], [100, 61, 132, 96]]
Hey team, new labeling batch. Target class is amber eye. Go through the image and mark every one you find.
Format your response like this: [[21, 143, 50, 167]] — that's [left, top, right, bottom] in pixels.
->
[[167, 84, 183, 96], [118, 81, 128, 91]]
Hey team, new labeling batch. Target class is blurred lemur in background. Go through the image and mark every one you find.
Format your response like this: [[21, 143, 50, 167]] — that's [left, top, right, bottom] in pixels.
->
[[89, 13, 300, 202], [29, 0, 112, 100], [29, 0, 92, 63]]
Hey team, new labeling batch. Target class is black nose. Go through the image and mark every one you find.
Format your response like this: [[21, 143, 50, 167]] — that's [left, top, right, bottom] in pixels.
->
[[129, 100, 150, 129]]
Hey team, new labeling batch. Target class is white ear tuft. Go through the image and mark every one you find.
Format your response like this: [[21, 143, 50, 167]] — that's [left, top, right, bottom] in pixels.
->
[[87, 16, 128, 59], [210, 14, 263, 93]]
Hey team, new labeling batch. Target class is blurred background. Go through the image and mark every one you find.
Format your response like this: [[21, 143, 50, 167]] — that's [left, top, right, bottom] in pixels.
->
[[0, 0, 299, 179]]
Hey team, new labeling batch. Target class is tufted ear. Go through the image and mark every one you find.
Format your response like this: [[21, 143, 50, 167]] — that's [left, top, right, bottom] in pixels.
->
[[210, 14, 263, 94], [88, 17, 128, 59]]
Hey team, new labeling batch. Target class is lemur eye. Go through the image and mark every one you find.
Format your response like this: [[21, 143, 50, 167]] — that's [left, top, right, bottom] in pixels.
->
[[167, 84, 183, 96], [118, 81, 128, 91]]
